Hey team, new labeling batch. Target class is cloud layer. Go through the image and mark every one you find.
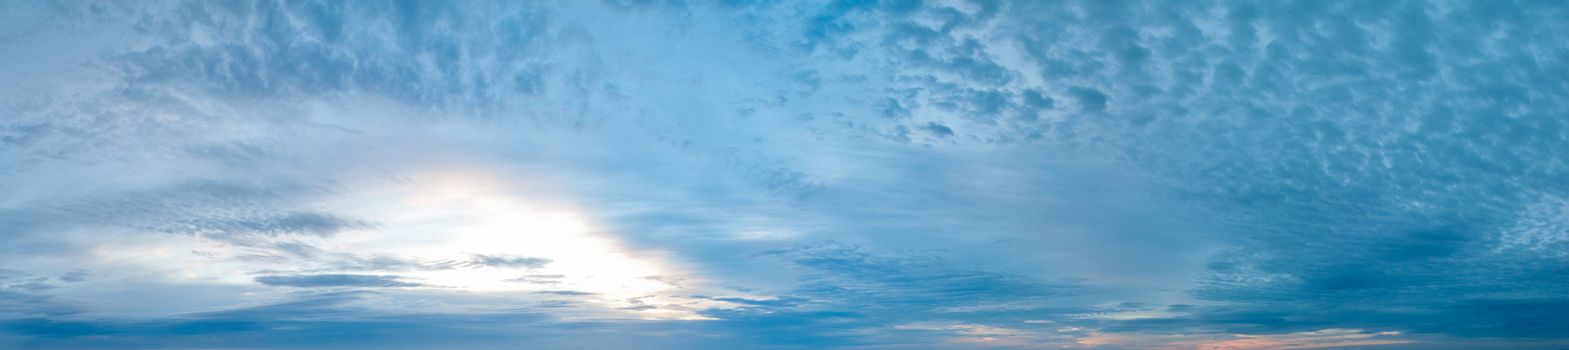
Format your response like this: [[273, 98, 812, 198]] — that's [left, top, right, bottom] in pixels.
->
[[2, 0, 1568, 349]]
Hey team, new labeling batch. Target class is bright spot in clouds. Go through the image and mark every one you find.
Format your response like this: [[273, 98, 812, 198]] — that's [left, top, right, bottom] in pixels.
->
[[3, 0, 1569, 349], [334, 172, 673, 299]]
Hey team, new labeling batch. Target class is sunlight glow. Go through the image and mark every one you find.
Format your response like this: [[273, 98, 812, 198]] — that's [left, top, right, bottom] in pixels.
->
[[327, 171, 683, 312]]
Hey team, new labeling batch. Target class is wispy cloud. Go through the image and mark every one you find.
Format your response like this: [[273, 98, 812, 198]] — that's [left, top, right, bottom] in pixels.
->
[[253, 274, 422, 288]]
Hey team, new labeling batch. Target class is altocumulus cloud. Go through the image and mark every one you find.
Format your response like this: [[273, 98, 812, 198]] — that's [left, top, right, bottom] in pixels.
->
[[2, 0, 1569, 349]]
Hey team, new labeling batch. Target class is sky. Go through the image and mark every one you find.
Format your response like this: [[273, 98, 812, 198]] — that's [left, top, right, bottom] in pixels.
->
[[1, 0, 1567, 349]]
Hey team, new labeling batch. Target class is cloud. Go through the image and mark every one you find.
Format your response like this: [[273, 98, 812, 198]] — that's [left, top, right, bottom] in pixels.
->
[[533, 290, 594, 296], [253, 274, 422, 288], [507, 274, 564, 284], [922, 122, 954, 137], [2, 0, 1569, 348], [1066, 87, 1107, 112], [0, 291, 76, 319], [766, 242, 1069, 310], [464, 255, 552, 269]]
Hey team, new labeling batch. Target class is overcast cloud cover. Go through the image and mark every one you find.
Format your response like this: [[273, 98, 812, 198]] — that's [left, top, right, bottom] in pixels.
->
[[2, 0, 1568, 349]]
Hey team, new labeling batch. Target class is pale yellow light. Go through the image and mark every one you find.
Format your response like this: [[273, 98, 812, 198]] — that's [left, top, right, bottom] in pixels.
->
[[333, 172, 675, 304]]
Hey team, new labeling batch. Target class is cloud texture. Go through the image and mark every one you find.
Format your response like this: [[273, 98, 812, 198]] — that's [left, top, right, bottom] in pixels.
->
[[2, 0, 1568, 349]]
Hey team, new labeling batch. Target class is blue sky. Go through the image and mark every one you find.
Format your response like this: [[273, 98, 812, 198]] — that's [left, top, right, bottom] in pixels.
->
[[2, 0, 1568, 349]]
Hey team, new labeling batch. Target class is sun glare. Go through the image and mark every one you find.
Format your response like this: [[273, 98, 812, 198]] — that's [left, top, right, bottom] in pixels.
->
[[332, 172, 676, 306]]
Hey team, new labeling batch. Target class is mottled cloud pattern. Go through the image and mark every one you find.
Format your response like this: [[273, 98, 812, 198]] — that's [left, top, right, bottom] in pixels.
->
[[2, 0, 1568, 349]]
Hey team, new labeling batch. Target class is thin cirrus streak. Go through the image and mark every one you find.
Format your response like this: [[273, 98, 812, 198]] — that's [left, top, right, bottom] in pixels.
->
[[1, 0, 1568, 349]]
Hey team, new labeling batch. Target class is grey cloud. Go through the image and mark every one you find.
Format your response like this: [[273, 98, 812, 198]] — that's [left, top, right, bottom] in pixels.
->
[[763, 242, 1070, 314], [922, 122, 953, 137], [507, 274, 564, 284], [0, 289, 895, 349], [190, 212, 369, 241], [1065, 87, 1107, 112], [39, 181, 357, 239], [0, 290, 77, 319], [325, 254, 553, 272], [694, 296, 807, 309], [55, 271, 87, 283], [533, 290, 594, 296], [464, 255, 552, 269], [253, 274, 422, 288]]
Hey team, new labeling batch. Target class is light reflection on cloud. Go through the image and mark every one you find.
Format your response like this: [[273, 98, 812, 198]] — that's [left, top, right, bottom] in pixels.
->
[[331, 173, 678, 304], [4, 0, 1569, 348]]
